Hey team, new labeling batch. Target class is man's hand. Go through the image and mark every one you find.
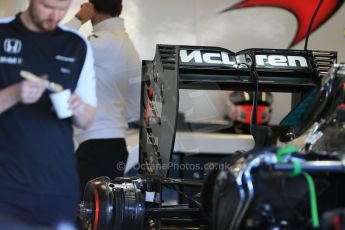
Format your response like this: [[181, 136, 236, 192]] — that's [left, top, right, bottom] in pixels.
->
[[16, 79, 46, 104], [69, 93, 86, 117], [69, 93, 96, 129], [0, 77, 47, 114], [75, 2, 95, 24]]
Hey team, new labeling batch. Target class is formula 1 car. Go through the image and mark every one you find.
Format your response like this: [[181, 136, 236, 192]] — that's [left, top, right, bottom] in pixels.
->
[[78, 45, 345, 230]]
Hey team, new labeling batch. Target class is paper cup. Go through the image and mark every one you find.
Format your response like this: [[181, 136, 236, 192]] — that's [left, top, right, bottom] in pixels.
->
[[49, 89, 72, 119]]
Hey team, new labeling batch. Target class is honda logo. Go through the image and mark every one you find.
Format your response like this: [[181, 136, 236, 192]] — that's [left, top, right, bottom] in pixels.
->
[[4, 39, 22, 54]]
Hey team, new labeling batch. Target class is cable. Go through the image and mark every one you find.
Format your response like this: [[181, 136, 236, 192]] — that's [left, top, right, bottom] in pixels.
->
[[276, 147, 320, 228], [302, 171, 319, 228], [304, 0, 324, 50], [250, 56, 259, 130], [247, 52, 261, 147], [236, 52, 259, 136], [276, 146, 298, 163]]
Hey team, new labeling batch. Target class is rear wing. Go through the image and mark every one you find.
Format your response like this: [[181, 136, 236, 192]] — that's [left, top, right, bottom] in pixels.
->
[[168, 45, 336, 91], [139, 44, 337, 177]]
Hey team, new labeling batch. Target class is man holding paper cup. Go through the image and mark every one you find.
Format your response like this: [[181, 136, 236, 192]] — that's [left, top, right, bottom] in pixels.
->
[[0, 0, 96, 228]]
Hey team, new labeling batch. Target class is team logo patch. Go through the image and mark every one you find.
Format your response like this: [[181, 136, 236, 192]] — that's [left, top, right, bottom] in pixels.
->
[[3, 38, 22, 54]]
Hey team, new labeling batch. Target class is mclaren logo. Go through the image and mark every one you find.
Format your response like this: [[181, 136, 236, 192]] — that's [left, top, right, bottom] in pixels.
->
[[222, 0, 345, 48], [4, 39, 22, 54], [180, 50, 308, 68]]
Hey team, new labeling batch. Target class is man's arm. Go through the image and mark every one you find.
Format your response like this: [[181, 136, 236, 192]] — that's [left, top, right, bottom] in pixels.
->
[[71, 42, 97, 129], [65, 3, 94, 30], [0, 80, 46, 114], [0, 84, 20, 114], [71, 16, 97, 129], [66, 2, 97, 129], [65, 17, 82, 30]]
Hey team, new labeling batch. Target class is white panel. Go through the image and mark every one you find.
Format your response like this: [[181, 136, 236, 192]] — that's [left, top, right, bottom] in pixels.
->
[[179, 90, 229, 121], [122, 0, 199, 60]]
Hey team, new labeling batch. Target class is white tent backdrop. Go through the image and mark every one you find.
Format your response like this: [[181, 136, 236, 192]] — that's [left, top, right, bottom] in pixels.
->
[[2, 0, 345, 124]]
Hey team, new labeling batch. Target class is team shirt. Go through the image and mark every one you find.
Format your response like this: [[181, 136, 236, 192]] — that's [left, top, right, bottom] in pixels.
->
[[0, 14, 96, 196], [67, 17, 141, 143]]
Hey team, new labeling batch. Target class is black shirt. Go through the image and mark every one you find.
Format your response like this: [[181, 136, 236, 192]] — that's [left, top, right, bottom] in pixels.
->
[[0, 14, 94, 196]]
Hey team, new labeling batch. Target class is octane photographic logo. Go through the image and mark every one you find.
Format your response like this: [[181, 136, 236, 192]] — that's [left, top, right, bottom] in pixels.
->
[[222, 0, 345, 48]]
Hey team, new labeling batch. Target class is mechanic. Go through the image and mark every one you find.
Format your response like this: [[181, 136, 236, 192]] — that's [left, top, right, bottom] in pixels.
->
[[0, 0, 96, 227]]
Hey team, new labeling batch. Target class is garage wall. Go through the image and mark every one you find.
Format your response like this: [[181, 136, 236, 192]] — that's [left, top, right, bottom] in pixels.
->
[[0, 0, 27, 18], [2, 0, 345, 124]]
